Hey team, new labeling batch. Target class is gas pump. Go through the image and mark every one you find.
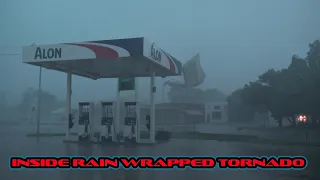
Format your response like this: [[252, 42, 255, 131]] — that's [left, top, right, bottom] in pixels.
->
[[78, 102, 94, 141], [123, 102, 138, 143], [100, 102, 116, 142]]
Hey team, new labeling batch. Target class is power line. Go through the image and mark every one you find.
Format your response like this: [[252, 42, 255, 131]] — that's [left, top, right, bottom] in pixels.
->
[[0, 46, 22, 48], [0, 53, 21, 56]]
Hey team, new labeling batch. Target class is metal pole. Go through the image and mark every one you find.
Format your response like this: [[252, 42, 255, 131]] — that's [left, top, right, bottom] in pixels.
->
[[134, 78, 139, 143], [36, 67, 42, 135], [161, 82, 166, 130], [116, 79, 121, 142], [162, 83, 165, 103], [150, 72, 156, 143], [66, 73, 72, 140], [135, 78, 138, 102], [305, 118, 308, 146]]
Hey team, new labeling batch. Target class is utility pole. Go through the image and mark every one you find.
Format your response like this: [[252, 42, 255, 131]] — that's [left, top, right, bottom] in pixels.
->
[[1, 45, 43, 134], [28, 43, 42, 136]]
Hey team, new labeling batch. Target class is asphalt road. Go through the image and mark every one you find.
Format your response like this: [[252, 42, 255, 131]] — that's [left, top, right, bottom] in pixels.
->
[[0, 124, 319, 180]]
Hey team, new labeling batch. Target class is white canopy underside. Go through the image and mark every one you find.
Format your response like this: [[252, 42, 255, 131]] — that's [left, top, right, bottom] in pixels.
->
[[27, 56, 177, 80]]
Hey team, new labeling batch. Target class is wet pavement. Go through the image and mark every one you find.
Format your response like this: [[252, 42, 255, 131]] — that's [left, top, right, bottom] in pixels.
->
[[1, 124, 319, 180]]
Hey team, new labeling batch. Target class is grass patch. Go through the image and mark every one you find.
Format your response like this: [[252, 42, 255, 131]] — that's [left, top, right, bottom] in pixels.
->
[[26, 131, 320, 147], [172, 132, 258, 141], [172, 132, 320, 147], [0, 121, 21, 126], [26, 132, 77, 137]]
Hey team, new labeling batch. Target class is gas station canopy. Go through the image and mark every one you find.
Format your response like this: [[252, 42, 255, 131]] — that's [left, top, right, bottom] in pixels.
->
[[22, 37, 182, 79]]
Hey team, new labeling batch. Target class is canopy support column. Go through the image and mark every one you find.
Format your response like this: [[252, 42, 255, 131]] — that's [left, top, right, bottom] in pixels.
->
[[66, 72, 72, 140], [150, 72, 156, 143], [116, 80, 121, 142], [134, 78, 140, 143]]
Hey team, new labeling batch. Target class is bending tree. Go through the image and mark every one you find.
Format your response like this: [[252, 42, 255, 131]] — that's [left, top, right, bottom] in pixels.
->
[[241, 40, 320, 127]]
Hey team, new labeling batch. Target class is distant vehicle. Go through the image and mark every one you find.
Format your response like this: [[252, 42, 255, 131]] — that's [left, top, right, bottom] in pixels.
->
[[297, 114, 307, 125], [297, 115, 307, 122]]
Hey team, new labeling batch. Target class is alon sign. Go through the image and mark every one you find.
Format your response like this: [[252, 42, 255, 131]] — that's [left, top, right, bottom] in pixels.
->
[[34, 47, 62, 60], [150, 43, 161, 62]]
